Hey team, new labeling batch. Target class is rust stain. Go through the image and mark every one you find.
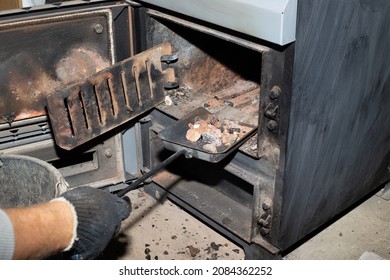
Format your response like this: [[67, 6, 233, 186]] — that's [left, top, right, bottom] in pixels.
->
[[55, 48, 110, 84], [230, 88, 260, 109], [152, 169, 182, 187], [178, 56, 242, 95]]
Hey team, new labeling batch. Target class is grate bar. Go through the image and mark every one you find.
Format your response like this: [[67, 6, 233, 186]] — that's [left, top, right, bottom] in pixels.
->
[[47, 43, 176, 150]]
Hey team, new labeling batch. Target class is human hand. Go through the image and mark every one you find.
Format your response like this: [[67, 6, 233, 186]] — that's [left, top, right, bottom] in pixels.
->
[[60, 186, 131, 260]]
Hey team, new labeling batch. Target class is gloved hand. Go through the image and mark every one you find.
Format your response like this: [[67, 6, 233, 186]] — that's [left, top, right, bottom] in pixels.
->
[[59, 186, 131, 260]]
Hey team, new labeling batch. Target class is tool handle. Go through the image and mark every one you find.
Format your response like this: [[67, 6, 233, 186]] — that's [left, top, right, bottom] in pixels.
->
[[116, 149, 187, 197]]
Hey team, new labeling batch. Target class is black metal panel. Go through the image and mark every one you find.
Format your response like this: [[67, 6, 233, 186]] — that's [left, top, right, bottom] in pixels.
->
[[279, 0, 390, 249], [112, 4, 132, 61], [0, 9, 113, 124]]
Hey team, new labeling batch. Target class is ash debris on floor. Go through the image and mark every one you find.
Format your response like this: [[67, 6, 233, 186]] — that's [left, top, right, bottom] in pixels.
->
[[98, 186, 389, 260], [101, 188, 244, 260]]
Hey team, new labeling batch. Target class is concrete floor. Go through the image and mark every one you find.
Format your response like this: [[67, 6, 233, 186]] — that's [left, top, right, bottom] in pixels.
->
[[99, 186, 390, 260], [284, 192, 390, 260]]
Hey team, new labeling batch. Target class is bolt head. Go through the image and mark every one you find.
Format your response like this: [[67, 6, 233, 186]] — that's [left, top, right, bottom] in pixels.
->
[[94, 24, 104, 34], [269, 86, 281, 100], [267, 120, 278, 131], [260, 227, 271, 236], [262, 203, 271, 211], [104, 149, 112, 158]]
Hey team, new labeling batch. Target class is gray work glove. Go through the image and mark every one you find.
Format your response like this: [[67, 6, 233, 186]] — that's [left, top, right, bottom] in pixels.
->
[[60, 186, 131, 260]]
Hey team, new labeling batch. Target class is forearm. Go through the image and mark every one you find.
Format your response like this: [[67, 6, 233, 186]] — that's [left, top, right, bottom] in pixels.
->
[[4, 200, 74, 260]]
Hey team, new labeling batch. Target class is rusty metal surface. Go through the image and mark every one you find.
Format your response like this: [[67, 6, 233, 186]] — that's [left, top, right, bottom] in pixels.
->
[[47, 42, 175, 150], [0, 9, 114, 125]]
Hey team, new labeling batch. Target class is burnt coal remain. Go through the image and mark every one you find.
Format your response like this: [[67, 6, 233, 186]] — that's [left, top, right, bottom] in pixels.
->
[[185, 112, 253, 154], [158, 107, 257, 163]]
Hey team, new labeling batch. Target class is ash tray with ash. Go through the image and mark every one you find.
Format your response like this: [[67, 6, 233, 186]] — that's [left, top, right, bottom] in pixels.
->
[[185, 113, 251, 153], [159, 107, 257, 163]]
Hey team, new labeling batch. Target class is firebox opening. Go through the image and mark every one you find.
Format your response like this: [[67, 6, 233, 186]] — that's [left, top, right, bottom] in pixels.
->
[[146, 14, 261, 117], [144, 12, 263, 159]]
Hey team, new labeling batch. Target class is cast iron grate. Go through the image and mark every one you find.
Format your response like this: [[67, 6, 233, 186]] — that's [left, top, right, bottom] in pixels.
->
[[47, 42, 177, 150]]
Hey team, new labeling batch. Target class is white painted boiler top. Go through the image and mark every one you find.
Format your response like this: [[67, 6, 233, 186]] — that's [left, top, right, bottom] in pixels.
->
[[138, 0, 297, 46]]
